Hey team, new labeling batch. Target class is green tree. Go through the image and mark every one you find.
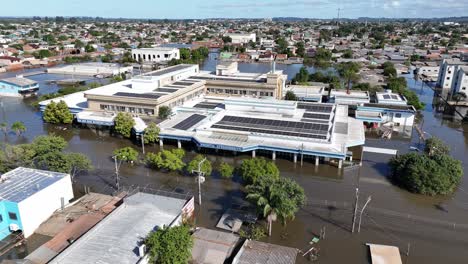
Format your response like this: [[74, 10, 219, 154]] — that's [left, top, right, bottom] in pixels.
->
[[239, 158, 280, 184], [143, 122, 159, 145], [145, 149, 185, 172], [36, 151, 70, 173], [285, 90, 298, 101], [32, 135, 68, 156], [11, 121, 26, 136], [113, 147, 138, 162], [66, 152, 93, 180], [342, 49, 353, 59], [295, 41, 305, 57], [114, 112, 135, 138], [293, 66, 309, 84], [219, 162, 234, 179], [246, 177, 306, 236], [186, 155, 212, 176], [145, 224, 193, 264], [424, 137, 450, 156], [336, 62, 361, 93], [389, 152, 463, 195], [179, 48, 191, 60], [222, 36, 232, 43], [43, 100, 73, 124], [158, 106, 172, 120]]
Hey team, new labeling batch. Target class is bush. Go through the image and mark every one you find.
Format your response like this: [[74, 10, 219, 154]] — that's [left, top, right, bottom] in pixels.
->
[[389, 138, 463, 196], [145, 149, 185, 171], [219, 162, 234, 178], [239, 158, 280, 184], [114, 112, 135, 138], [145, 224, 193, 264]]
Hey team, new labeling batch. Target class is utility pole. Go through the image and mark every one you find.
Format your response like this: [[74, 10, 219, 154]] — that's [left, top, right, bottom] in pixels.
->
[[113, 155, 125, 192], [351, 188, 359, 233], [141, 134, 145, 154], [358, 196, 372, 233], [192, 157, 207, 206]]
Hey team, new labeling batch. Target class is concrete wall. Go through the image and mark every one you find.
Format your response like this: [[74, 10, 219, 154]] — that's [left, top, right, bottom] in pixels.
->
[[17, 175, 74, 238], [132, 48, 180, 63], [0, 200, 23, 241]]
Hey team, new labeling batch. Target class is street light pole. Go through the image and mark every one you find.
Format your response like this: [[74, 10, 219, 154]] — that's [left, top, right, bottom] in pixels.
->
[[358, 196, 372, 233], [351, 188, 359, 233], [141, 134, 145, 154], [113, 155, 125, 192], [192, 157, 207, 206]]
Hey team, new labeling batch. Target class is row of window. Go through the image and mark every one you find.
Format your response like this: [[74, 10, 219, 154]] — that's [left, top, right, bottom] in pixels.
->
[[207, 88, 274, 97], [0, 212, 18, 222], [167, 90, 204, 108], [100, 104, 155, 115], [133, 53, 175, 61]]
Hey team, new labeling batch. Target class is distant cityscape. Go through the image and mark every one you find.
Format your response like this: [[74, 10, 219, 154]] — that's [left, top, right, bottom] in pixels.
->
[[0, 12, 467, 264]]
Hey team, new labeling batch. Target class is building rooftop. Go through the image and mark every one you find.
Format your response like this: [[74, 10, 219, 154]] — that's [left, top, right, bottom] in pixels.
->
[[376, 90, 407, 105], [233, 240, 298, 264], [0, 167, 69, 203], [192, 228, 240, 264], [49, 192, 188, 264], [0, 76, 37, 87]]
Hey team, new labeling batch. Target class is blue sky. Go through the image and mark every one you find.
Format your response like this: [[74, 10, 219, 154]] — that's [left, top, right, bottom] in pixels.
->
[[1, 0, 467, 19]]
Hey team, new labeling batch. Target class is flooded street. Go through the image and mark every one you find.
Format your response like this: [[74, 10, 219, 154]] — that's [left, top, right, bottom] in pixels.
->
[[0, 61, 467, 263]]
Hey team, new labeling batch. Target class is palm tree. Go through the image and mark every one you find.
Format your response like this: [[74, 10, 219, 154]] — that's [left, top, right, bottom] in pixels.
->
[[246, 178, 305, 236], [11, 121, 26, 136], [336, 62, 361, 94]]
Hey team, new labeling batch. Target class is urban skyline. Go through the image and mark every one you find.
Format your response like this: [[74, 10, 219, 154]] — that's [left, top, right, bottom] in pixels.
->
[[1, 0, 468, 19]]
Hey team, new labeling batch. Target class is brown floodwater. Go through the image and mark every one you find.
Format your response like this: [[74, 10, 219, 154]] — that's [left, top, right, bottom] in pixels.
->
[[0, 64, 467, 263]]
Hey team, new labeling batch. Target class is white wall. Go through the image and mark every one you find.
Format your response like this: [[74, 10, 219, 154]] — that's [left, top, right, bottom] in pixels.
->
[[132, 48, 180, 63], [17, 175, 74, 237]]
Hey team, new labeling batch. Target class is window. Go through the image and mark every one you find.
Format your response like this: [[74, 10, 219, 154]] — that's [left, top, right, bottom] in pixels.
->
[[446, 77, 450, 80], [395, 113, 402, 118], [9, 212, 17, 220], [0, 214, 3, 223]]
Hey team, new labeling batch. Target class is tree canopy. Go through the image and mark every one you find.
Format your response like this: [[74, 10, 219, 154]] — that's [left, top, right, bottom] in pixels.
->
[[113, 147, 138, 162], [145, 224, 193, 264], [239, 158, 280, 184], [43, 100, 74, 124], [186, 155, 212, 176], [389, 138, 463, 195], [158, 106, 172, 120], [284, 91, 298, 101], [143, 122, 160, 144], [145, 149, 185, 172], [218, 162, 234, 178], [11, 121, 26, 136], [114, 112, 135, 138]]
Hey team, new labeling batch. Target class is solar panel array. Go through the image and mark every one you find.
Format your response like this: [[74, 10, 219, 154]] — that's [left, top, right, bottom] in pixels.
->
[[147, 65, 192, 76], [302, 112, 330, 120], [173, 81, 194, 86], [194, 102, 220, 109], [297, 103, 334, 113], [114, 92, 161, 99], [156, 88, 179, 93], [211, 116, 330, 140], [172, 114, 206, 130]]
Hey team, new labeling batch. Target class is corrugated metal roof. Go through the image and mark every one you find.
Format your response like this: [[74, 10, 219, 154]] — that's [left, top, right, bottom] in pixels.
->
[[0, 167, 69, 203]]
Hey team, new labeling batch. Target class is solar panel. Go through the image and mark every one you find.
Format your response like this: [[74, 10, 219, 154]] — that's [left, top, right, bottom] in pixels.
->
[[114, 92, 161, 99], [297, 103, 333, 113], [147, 65, 192, 77], [303, 112, 330, 120], [194, 103, 219, 109], [156, 88, 179, 93], [212, 115, 330, 139], [172, 114, 206, 130], [211, 124, 327, 140], [173, 81, 194, 86], [382, 94, 391, 99]]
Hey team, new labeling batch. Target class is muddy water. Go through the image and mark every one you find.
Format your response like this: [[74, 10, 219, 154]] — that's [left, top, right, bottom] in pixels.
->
[[0, 64, 467, 263]]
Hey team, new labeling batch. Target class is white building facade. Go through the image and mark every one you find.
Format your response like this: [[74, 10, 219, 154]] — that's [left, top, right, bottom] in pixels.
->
[[132, 47, 180, 63], [437, 58, 467, 92], [225, 33, 256, 44]]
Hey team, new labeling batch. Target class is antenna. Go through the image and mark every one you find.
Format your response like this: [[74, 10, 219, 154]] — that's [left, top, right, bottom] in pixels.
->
[[336, 8, 341, 26]]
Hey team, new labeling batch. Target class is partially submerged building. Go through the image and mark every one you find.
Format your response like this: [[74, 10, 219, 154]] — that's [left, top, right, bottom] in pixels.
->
[[0, 76, 39, 97], [47, 62, 132, 77], [0, 167, 74, 241], [232, 240, 298, 264], [158, 97, 365, 167]]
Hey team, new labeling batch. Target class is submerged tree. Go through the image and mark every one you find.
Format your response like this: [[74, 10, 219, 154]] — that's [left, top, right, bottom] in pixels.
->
[[143, 122, 160, 144], [114, 112, 135, 138], [11, 121, 26, 136]]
